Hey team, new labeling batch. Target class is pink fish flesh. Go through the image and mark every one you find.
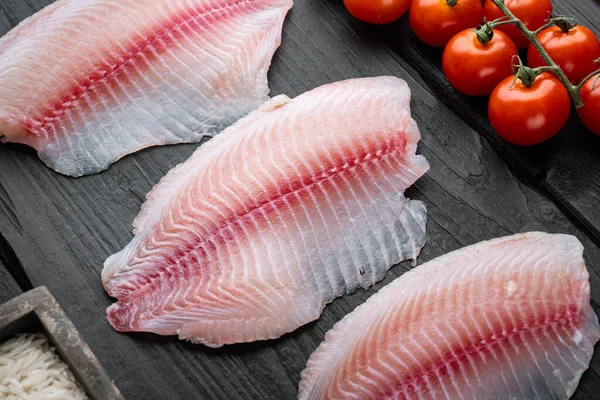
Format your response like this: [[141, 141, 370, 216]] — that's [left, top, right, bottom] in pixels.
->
[[0, 0, 292, 176], [299, 232, 600, 400], [102, 77, 430, 347]]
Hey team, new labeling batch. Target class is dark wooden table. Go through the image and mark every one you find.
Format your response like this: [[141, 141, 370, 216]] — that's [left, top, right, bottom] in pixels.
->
[[1, 0, 600, 398]]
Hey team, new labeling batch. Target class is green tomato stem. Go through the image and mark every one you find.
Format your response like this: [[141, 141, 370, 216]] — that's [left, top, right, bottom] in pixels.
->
[[551, 15, 577, 33], [446, 0, 458, 6], [490, 0, 586, 108], [518, 66, 539, 87], [492, 19, 519, 27], [535, 66, 562, 74], [473, 23, 495, 45], [577, 69, 600, 91], [533, 21, 555, 35]]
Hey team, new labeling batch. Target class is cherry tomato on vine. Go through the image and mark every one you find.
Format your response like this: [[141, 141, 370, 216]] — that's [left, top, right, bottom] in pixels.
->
[[483, 0, 553, 49], [528, 25, 600, 84], [488, 73, 571, 145], [343, 0, 410, 25], [409, 0, 484, 47], [577, 78, 600, 136], [443, 29, 518, 96]]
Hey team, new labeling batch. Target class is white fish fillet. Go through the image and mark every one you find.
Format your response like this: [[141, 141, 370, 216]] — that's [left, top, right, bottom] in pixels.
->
[[101, 77, 430, 347], [299, 232, 600, 400], [0, 0, 292, 176]]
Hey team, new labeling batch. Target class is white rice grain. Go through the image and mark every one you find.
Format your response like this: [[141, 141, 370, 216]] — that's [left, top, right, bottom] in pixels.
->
[[0, 333, 88, 400]]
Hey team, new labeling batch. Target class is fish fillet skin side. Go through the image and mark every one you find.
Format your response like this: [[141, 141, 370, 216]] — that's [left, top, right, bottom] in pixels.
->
[[299, 232, 600, 400], [102, 77, 430, 347], [0, 0, 292, 177]]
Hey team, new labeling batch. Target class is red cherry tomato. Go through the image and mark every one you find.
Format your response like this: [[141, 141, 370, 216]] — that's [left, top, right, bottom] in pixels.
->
[[528, 25, 600, 84], [343, 0, 410, 25], [484, 0, 553, 49], [488, 73, 571, 145], [443, 29, 518, 96], [577, 78, 600, 136], [410, 0, 483, 47]]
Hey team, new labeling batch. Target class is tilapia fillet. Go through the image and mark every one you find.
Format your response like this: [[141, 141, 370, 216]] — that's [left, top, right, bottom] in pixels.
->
[[299, 232, 600, 400], [102, 77, 430, 347], [0, 0, 292, 176]]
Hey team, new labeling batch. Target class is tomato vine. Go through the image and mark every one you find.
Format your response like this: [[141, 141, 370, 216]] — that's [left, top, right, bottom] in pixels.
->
[[489, 0, 600, 108]]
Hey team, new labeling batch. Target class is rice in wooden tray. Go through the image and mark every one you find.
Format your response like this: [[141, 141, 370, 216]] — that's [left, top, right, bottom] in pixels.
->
[[0, 333, 88, 400]]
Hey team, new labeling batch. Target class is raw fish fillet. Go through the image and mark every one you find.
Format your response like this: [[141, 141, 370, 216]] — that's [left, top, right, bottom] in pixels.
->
[[299, 232, 600, 400], [0, 0, 292, 176], [102, 77, 430, 347]]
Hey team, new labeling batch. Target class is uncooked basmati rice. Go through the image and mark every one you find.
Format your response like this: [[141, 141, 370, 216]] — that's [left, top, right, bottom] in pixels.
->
[[0, 333, 88, 400]]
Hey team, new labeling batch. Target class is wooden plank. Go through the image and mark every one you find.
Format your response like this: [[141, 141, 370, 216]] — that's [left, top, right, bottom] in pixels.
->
[[0, 0, 47, 33], [0, 260, 21, 304], [526, 0, 600, 248], [0, 1, 599, 399], [543, 127, 600, 245], [373, 0, 600, 244]]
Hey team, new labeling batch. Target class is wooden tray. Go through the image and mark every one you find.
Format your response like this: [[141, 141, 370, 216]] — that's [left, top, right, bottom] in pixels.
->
[[0, 286, 124, 400]]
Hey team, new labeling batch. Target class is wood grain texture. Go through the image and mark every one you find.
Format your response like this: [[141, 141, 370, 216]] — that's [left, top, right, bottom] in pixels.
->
[[0, 256, 21, 304], [0, 0, 599, 399]]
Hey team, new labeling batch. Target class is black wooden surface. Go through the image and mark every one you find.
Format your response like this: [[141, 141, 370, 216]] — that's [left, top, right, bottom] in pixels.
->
[[1, 0, 600, 399], [0, 256, 20, 304]]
